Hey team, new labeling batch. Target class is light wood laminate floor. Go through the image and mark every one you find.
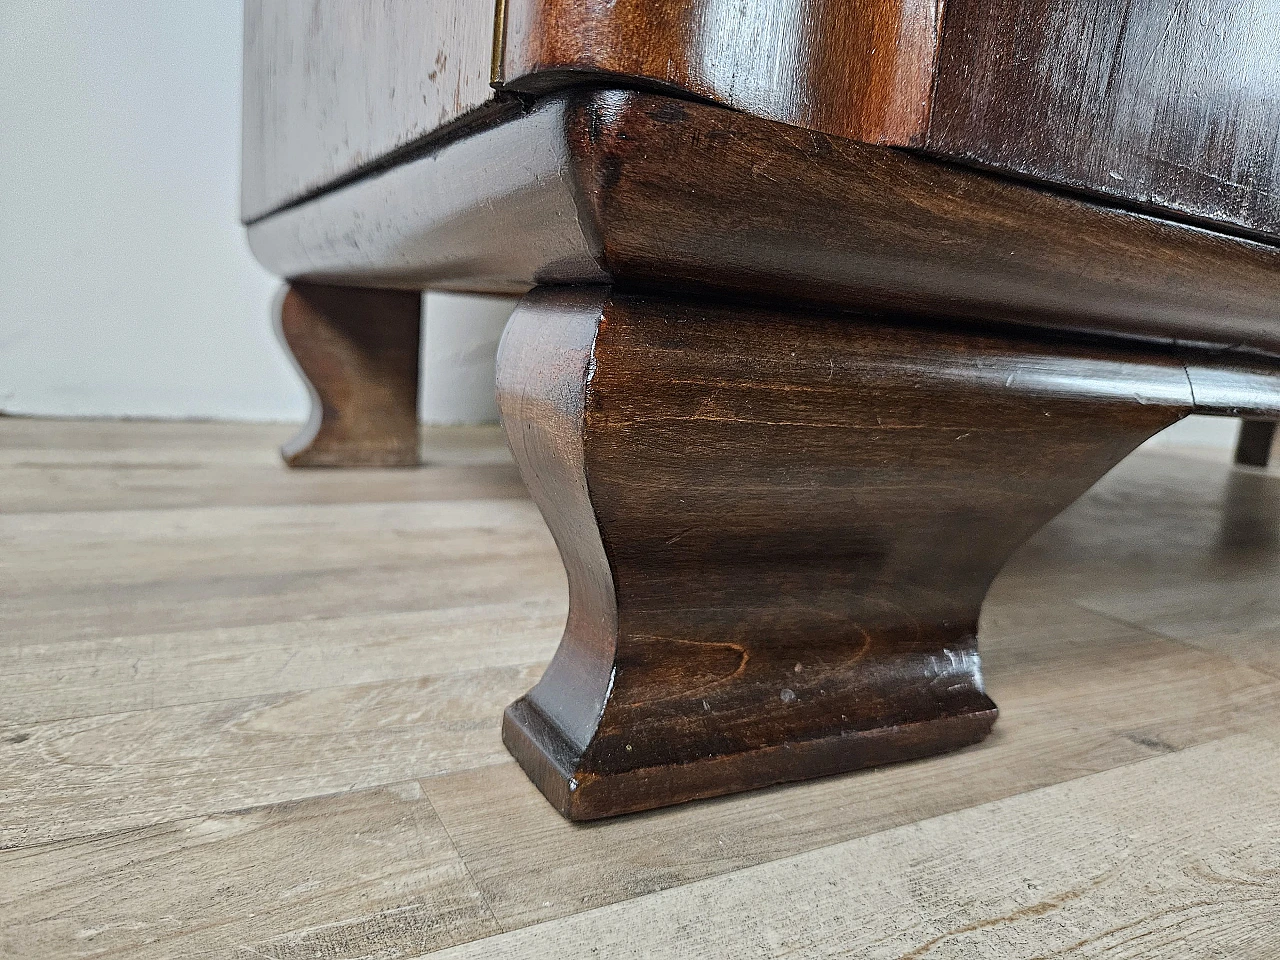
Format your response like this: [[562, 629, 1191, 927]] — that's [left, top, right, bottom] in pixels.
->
[[2, 419, 1278, 958]]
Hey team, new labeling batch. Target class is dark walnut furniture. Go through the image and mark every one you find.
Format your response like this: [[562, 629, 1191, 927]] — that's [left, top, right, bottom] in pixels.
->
[[243, 1, 1280, 819]]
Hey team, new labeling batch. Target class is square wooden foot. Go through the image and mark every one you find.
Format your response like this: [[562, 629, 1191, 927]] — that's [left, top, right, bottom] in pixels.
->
[[497, 287, 1194, 820], [1236, 420, 1277, 468], [503, 695, 998, 821]]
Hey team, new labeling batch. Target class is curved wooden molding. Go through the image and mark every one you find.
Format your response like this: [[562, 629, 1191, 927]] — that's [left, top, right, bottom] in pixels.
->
[[247, 91, 1280, 360], [497, 287, 1194, 819], [277, 283, 422, 468]]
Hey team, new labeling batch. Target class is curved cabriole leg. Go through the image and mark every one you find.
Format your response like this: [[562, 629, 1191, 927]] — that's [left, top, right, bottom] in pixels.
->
[[1236, 420, 1277, 468], [277, 282, 422, 467], [498, 287, 1195, 820]]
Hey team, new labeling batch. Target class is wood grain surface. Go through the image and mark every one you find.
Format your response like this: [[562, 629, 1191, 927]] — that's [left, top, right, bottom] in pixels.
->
[[929, 0, 1280, 241], [277, 283, 422, 468], [431, 736, 1280, 959], [499, 0, 1280, 238], [247, 91, 1280, 359], [1, 496, 560, 644], [3, 782, 501, 960], [497, 0, 943, 144], [241, 0, 502, 221], [494, 287, 1204, 818], [242, 1, 1279, 240], [3, 420, 1279, 956]]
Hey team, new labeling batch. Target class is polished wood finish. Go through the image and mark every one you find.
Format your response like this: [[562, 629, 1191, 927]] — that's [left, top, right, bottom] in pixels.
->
[[241, 0, 502, 221], [929, 0, 1280, 241], [495, 287, 1197, 819], [278, 283, 421, 468], [242, 1, 1280, 238], [1237, 420, 1278, 468], [250, 96, 603, 296], [497, 0, 942, 145], [497, 0, 1280, 240], [248, 91, 1280, 359]]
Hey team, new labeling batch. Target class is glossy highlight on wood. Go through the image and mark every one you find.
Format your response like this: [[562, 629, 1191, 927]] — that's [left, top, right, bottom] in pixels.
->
[[496, 287, 1195, 819], [494, 0, 1280, 239], [929, 0, 1280, 241], [248, 91, 1280, 360], [497, 0, 943, 145], [278, 283, 421, 468]]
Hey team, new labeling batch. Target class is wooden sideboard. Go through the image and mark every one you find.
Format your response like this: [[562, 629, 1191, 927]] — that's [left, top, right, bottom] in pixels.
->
[[242, 1, 1280, 818], [245, 0, 1280, 242]]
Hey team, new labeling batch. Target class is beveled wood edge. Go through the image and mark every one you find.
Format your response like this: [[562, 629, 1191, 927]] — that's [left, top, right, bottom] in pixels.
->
[[241, 97, 528, 228], [1183, 357, 1280, 420], [246, 96, 602, 292], [565, 92, 1280, 359], [246, 88, 1280, 363], [503, 695, 998, 821]]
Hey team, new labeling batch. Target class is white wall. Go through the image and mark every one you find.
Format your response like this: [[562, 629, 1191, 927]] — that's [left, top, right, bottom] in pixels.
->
[[1144, 415, 1240, 454], [0, 1, 1244, 449], [0, 0, 513, 424]]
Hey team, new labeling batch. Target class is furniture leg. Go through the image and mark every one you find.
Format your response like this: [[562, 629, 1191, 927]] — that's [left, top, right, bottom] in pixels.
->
[[497, 287, 1194, 819], [277, 282, 422, 467], [1235, 420, 1277, 468]]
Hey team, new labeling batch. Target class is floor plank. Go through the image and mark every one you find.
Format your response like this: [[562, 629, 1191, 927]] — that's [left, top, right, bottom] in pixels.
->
[[1, 501, 564, 644], [1005, 451, 1280, 679], [0, 781, 500, 960], [2, 500, 549, 589], [1, 599, 563, 725], [1, 660, 543, 849], [0, 421, 520, 513], [421, 598, 1280, 933], [0, 420, 510, 467], [426, 736, 1280, 959], [999, 451, 1280, 599], [2, 419, 1277, 958]]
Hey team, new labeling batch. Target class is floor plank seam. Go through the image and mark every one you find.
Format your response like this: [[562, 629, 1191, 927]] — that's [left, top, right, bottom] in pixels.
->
[[0, 758, 519, 855], [420, 791, 506, 938], [0, 657, 555, 728], [418, 734, 1259, 954], [4, 424, 1276, 956], [404, 734, 1209, 946], [1063, 597, 1280, 681]]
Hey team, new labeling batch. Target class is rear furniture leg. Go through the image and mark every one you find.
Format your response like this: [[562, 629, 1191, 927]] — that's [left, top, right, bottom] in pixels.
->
[[497, 287, 1194, 819], [277, 282, 422, 467], [1236, 420, 1277, 468]]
